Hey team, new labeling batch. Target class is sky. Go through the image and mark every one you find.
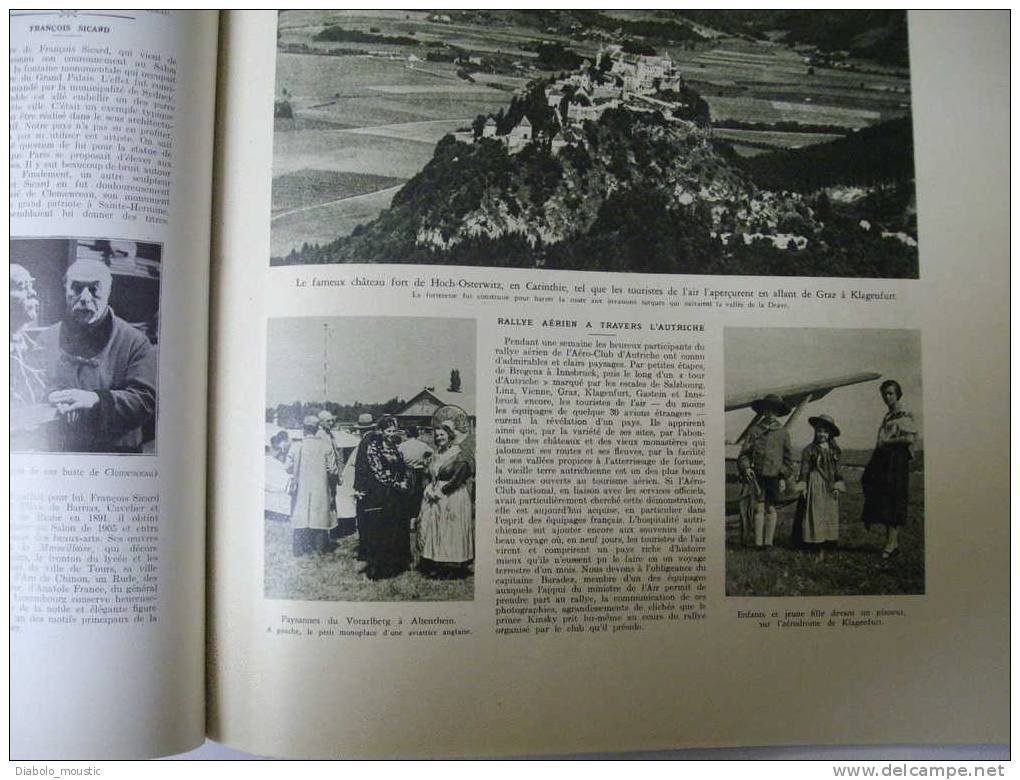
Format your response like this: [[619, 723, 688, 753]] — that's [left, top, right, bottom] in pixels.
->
[[724, 327, 922, 451], [266, 316, 476, 409]]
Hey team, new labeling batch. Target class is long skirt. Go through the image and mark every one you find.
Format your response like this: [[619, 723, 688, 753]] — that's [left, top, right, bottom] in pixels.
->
[[362, 505, 411, 578], [795, 471, 840, 545], [417, 486, 474, 564], [861, 443, 911, 528]]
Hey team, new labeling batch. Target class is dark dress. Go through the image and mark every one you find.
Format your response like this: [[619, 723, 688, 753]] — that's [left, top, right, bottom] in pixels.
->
[[354, 431, 412, 578], [861, 408, 917, 529]]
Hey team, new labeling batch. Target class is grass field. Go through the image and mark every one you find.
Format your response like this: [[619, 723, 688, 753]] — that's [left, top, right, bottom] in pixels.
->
[[705, 95, 881, 128], [271, 185, 404, 258], [725, 470, 924, 597], [714, 128, 843, 149], [728, 144, 771, 158], [272, 44, 509, 255], [271, 170, 406, 216], [264, 517, 474, 602]]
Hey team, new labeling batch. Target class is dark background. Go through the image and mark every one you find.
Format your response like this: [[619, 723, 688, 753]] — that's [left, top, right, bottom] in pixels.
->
[[10, 237, 162, 343]]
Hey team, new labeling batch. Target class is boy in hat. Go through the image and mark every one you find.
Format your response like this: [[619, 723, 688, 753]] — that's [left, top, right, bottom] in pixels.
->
[[737, 393, 793, 547]]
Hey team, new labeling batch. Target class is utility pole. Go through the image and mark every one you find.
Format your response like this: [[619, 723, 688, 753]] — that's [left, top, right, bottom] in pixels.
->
[[322, 322, 328, 406]]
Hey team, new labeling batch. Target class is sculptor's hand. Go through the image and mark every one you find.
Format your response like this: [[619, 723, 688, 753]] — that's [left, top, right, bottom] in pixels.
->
[[48, 389, 100, 423]]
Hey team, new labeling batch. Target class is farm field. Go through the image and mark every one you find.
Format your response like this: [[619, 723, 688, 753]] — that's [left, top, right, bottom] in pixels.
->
[[272, 36, 512, 255], [273, 130, 432, 180], [714, 128, 843, 149], [271, 185, 404, 258], [705, 95, 881, 128], [728, 144, 770, 158], [725, 470, 924, 597], [272, 170, 405, 217], [339, 118, 472, 144]]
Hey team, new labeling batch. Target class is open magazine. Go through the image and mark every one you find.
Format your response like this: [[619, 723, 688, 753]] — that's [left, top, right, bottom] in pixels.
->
[[9, 10, 1009, 759]]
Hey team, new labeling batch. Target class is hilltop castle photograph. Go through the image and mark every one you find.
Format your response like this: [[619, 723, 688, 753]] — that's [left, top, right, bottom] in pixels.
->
[[271, 11, 917, 278]]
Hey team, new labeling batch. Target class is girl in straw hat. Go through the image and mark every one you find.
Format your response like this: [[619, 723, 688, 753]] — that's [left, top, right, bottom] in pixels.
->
[[793, 414, 846, 561]]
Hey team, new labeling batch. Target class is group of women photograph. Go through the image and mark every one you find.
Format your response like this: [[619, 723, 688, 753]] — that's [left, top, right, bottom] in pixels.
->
[[268, 411, 475, 583]]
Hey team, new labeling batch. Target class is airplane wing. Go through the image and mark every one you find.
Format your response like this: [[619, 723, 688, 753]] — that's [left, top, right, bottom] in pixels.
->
[[724, 372, 882, 413]]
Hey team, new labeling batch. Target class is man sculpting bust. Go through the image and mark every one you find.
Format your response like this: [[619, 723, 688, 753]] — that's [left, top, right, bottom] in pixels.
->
[[38, 259, 158, 453]]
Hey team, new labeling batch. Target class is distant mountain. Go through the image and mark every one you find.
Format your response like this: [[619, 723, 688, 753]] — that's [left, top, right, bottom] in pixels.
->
[[445, 10, 707, 46], [733, 117, 916, 194], [676, 10, 909, 67]]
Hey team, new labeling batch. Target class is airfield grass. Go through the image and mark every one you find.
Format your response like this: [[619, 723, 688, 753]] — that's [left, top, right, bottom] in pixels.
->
[[264, 517, 474, 603], [725, 470, 924, 597]]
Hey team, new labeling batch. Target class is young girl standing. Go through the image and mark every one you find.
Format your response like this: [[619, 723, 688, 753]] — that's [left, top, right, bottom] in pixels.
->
[[794, 415, 846, 561]]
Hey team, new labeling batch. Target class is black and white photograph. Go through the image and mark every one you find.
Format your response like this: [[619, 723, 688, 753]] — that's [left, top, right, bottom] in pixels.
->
[[265, 316, 476, 601], [724, 327, 923, 597], [270, 10, 917, 278], [10, 238, 161, 455]]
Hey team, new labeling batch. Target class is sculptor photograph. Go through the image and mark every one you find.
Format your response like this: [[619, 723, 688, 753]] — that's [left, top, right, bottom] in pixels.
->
[[264, 316, 476, 601], [723, 327, 923, 597], [270, 10, 917, 277], [10, 238, 161, 455]]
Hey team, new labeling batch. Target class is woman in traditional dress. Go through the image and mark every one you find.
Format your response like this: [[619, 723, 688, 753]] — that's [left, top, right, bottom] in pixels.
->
[[793, 414, 845, 561], [353, 415, 412, 580], [861, 380, 919, 559], [287, 415, 338, 556], [416, 421, 475, 579]]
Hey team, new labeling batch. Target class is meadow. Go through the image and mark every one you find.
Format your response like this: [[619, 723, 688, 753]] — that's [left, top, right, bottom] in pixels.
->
[[271, 169, 405, 216], [725, 469, 925, 597], [264, 516, 474, 602], [714, 127, 843, 149], [272, 40, 511, 255]]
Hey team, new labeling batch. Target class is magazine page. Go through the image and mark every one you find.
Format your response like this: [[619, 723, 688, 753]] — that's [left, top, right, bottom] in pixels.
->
[[207, 11, 1008, 758], [9, 10, 218, 758]]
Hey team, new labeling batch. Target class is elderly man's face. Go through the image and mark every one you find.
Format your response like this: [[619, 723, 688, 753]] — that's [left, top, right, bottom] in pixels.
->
[[65, 265, 111, 325], [10, 265, 39, 326]]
